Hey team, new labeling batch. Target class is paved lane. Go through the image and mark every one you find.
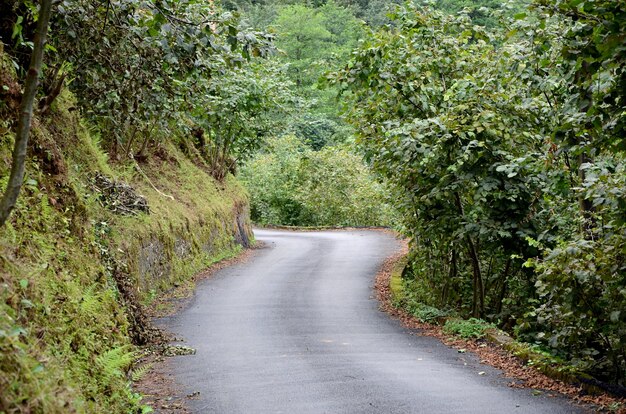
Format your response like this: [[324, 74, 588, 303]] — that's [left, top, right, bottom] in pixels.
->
[[158, 229, 583, 413]]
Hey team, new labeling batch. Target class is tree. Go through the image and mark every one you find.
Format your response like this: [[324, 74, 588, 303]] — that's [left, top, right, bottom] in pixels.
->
[[516, 0, 626, 384], [188, 63, 295, 180], [335, 1, 626, 383], [54, 0, 274, 153], [336, 5, 547, 318], [273, 4, 332, 87], [0, 0, 53, 227]]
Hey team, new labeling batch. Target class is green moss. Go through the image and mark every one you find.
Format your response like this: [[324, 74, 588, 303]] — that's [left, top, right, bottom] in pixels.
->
[[0, 64, 251, 412], [0, 149, 135, 412], [389, 256, 408, 304]]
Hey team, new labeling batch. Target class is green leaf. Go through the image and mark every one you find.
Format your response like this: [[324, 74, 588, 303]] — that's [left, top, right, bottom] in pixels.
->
[[610, 311, 620, 322], [11, 16, 23, 40]]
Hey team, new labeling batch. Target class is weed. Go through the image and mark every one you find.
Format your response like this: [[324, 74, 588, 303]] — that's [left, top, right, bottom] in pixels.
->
[[405, 300, 449, 323], [131, 362, 153, 382], [443, 318, 496, 339]]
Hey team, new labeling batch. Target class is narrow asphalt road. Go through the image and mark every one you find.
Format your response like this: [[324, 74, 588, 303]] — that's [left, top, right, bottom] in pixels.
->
[[158, 229, 584, 413]]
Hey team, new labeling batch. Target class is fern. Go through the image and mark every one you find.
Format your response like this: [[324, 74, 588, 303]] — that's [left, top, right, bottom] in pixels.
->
[[96, 345, 134, 381], [130, 362, 152, 382], [79, 284, 101, 315]]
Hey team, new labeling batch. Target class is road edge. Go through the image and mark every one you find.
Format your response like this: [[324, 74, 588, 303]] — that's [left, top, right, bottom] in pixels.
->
[[131, 242, 264, 413], [374, 245, 625, 413]]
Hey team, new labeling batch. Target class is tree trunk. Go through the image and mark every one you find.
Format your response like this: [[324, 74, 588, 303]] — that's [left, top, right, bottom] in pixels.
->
[[0, 0, 54, 227], [441, 248, 456, 305], [495, 257, 512, 316], [124, 125, 139, 158], [466, 235, 484, 318], [39, 72, 66, 116], [453, 192, 484, 318]]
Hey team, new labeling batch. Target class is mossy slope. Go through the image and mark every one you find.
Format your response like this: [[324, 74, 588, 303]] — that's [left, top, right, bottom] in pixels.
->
[[0, 49, 251, 413]]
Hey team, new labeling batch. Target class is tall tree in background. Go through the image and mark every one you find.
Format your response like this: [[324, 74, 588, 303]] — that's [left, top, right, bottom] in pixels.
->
[[273, 4, 332, 88], [270, 2, 363, 147]]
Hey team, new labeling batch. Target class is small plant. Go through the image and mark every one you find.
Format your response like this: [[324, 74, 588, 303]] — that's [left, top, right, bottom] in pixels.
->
[[443, 318, 496, 339], [131, 362, 153, 382], [507, 342, 577, 376], [405, 300, 449, 323], [96, 346, 135, 381]]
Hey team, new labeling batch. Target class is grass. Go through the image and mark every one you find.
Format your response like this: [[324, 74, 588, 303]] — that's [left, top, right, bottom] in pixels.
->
[[442, 318, 496, 339], [389, 255, 408, 301]]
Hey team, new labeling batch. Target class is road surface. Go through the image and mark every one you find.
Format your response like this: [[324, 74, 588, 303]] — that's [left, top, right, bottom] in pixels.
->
[[158, 229, 584, 413]]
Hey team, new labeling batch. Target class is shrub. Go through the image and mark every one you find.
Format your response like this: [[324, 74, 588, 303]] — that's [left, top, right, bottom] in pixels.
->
[[240, 135, 396, 227], [443, 318, 496, 339]]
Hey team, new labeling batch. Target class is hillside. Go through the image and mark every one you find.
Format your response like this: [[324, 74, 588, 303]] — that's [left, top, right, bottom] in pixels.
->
[[0, 44, 252, 413]]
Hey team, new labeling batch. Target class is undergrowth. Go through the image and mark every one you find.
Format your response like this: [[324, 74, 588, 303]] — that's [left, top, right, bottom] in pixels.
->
[[388, 254, 601, 395], [0, 51, 251, 412], [443, 318, 496, 339]]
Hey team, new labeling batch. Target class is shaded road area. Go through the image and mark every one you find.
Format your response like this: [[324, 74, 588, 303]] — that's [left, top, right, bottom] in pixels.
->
[[158, 229, 583, 413]]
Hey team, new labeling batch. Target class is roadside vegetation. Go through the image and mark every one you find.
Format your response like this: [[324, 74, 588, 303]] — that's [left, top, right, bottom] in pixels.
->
[[241, 135, 393, 226], [1, 0, 625, 410], [233, 0, 626, 392], [222, 0, 399, 226], [336, 0, 626, 391], [0, 1, 261, 412]]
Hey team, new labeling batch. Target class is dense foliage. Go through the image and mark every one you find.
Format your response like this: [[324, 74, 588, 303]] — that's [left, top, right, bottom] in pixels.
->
[[230, 0, 365, 147], [229, 0, 530, 222], [241, 135, 394, 227], [227, 0, 398, 225], [187, 63, 295, 179], [336, 1, 625, 384], [2, 0, 285, 181], [0, 0, 278, 411], [2, 0, 625, 409], [429, 0, 528, 27]]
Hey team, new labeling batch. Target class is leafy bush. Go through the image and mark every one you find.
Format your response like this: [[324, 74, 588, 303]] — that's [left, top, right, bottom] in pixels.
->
[[443, 318, 496, 340], [335, 0, 626, 384], [240, 135, 395, 227]]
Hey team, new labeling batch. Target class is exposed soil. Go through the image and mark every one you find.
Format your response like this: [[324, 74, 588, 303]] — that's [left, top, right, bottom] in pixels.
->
[[374, 244, 626, 413]]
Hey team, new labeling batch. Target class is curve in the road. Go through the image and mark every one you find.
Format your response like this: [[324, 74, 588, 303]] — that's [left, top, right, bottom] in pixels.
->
[[157, 229, 584, 414]]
